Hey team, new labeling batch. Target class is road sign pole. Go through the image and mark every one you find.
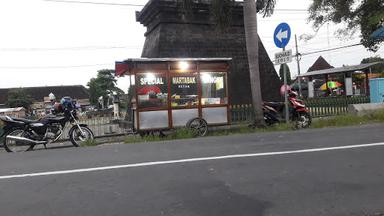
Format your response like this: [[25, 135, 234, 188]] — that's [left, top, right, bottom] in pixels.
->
[[282, 47, 289, 124], [274, 22, 291, 124]]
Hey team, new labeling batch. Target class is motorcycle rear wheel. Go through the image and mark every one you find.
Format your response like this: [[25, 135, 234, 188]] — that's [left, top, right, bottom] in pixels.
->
[[69, 126, 94, 147], [3, 128, 35, 153], [263, 112, 279, 126]]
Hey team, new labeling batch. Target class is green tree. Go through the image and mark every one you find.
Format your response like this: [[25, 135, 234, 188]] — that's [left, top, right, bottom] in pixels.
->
[[308, 0, 384, 51], [87, 69, 124, 107], [279, 64, 292, 84], [361, 56, 384, 73], [7, 89, 33, 109]]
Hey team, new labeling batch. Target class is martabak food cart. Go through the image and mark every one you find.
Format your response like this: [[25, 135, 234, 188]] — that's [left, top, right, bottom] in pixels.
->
[[115, 58, 231, 136]]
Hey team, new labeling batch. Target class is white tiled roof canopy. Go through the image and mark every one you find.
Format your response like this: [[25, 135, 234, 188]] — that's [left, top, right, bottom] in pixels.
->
[[299, 62, 384, 77]]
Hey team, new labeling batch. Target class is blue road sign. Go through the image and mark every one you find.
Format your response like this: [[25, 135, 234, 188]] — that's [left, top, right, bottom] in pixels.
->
[[274, 23, 291, 48]]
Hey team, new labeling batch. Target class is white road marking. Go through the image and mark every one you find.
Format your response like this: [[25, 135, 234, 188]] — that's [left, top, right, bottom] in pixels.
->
[[1, 142, 384, 180]]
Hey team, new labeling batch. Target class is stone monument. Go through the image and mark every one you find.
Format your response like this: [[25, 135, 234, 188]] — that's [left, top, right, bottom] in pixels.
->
[[136, 0, 282, 104]]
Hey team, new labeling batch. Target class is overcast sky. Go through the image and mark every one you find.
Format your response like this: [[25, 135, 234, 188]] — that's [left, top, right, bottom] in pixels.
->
[[0, 0, 383, 93]]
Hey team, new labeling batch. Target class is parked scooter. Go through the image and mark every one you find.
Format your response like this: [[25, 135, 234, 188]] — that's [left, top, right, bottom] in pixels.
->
[[263, 90, 311, 129], [0, 97, 94, 152]]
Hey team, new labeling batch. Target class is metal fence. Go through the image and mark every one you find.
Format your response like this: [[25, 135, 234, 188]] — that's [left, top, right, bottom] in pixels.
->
[[61, 117, 127, 139], [230, 96, 371, 123], [304, 96, 370, 118], [230, 104, 254, 123]]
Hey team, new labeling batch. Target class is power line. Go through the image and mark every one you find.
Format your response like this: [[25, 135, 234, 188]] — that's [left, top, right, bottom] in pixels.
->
[[309, 47, 364, 61], [43, 0, 308, 12], [270, 43, 364, 63], [299, 40, 360, 49], [0, 46, 142, 52], [259, 18, 307, 22], [304, 45, 363, 56], [274, 9, 307, 12], [300, 43, 362, 56], [43, 0, 144, 7], [0, 63, 112, 69], [1, 44, 368, 69]]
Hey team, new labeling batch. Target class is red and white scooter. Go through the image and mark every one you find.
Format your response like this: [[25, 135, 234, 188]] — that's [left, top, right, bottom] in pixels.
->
[[263, 90, 311, 129]]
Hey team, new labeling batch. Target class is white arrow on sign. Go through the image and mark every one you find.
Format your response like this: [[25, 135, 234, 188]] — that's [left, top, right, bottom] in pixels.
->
[[276, 29, 288, 43]]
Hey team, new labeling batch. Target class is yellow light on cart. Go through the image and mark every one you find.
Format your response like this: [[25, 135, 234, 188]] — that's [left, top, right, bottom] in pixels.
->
[[178, 61, 189, 70]]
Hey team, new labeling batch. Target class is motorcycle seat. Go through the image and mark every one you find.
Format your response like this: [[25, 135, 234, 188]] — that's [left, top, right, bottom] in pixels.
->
[[12, 117, 39, 124], [49, 117, 66, 121], [264, 102, 284, 107], [42, 116, 66, 122]]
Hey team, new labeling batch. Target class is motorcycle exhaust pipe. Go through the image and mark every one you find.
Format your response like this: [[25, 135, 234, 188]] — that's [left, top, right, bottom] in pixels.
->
[[6, 135, 47, 145]]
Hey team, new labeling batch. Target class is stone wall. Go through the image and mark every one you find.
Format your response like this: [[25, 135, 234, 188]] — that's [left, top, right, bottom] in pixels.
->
[[137, 0, 282, 104]]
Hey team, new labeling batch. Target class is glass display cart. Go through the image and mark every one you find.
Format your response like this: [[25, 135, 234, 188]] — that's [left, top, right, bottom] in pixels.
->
[[115, 58, 231, 136]]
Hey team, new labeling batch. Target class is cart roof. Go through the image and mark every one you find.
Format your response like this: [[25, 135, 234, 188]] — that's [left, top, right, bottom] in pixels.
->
[[123, 58, 232, 62], [115, 58, 232, 76]]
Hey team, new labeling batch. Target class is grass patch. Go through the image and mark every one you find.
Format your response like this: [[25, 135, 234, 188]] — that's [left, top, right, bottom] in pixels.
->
[[365, 109, 384, 122], [209, 124, 293, 136], [81, 139, 99, 147], [124, 135, 162, 144], [210, 126, 255, 136], [118, 110, 384, 145], [124, 128, 197, 144], [168, 128, 197, 139], [123, 124, 295, 144], [312, 109, 384, 129], [259, 123, 294, 132]]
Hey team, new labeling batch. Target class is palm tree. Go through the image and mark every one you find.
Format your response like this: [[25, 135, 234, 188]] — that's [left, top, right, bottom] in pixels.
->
[[244, 0, 264, 127], [181, 0, 276, 127], [244, 0, 276, 128], [217, 0, 276, 127]]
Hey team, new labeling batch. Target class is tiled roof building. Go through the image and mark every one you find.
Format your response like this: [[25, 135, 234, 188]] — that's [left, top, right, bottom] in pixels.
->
[[0, 85, 90, 108], [307, 56, 334, 72]]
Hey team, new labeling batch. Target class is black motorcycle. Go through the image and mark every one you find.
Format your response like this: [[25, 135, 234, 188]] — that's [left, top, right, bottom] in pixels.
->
[[0, 107, 94, 153]]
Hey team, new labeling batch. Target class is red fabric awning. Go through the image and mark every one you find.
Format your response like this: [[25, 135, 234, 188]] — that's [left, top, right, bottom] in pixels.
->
[[115, 62, 130, 76]]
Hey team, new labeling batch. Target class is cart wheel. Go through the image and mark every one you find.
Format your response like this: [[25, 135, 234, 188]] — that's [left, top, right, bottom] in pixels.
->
[[186, 117, 208, 137]]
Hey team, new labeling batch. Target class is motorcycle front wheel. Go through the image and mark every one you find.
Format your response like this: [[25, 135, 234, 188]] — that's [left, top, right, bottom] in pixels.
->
[[69, 126, 94, 147], [294, 112, 312, 129], [3, 128, 35, 153]]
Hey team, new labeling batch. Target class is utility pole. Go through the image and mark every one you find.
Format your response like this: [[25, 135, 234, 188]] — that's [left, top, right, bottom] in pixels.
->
[[283, 47, 289, 124], [295, 34, 302, 97]]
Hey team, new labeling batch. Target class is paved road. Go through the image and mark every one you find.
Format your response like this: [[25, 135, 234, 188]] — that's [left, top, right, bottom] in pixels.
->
[[0, 124, 384, 216]]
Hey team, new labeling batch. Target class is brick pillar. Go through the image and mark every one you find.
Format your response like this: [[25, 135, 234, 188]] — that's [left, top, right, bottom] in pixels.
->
[[136, 0, 282, 104]]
